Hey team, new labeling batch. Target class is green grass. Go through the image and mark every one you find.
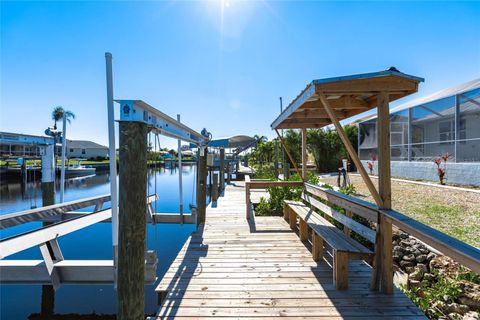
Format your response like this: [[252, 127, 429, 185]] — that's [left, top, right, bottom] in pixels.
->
[[411, 203, 479, 247]]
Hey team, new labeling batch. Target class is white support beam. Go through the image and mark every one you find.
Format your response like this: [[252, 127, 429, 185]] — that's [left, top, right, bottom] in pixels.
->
[[0, 209, 112, 259], [0, 195, 110, 229], [0, 259, 157, 284], [116, 100, 209, 146]]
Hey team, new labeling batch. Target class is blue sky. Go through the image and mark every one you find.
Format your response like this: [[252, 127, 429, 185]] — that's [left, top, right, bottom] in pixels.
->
[[1, 1, 479, 149]]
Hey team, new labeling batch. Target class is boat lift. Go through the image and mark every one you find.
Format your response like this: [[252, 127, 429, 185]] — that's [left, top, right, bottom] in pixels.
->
[[0, 53, 210, 293]]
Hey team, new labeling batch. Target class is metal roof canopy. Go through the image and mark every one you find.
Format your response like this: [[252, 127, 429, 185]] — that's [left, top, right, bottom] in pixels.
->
[[204, 135, 257, 149], [115, 100, 209, 146], [271, 69, 424, 130]]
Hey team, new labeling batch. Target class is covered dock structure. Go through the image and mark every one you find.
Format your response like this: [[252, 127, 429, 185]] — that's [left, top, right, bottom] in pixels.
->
[[152, 69, 480, 319]]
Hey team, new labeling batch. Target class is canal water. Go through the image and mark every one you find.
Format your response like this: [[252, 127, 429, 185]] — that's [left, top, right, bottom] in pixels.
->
[[0, 165, 200, 319]]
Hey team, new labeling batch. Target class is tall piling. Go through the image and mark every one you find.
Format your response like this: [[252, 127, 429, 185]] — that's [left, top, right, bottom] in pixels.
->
[[118, 121, 148, 320], [41, 144, 55, 206], [219, 148, 225, 191], [197, 148, 207, 225], [212, 173, 219, 202]]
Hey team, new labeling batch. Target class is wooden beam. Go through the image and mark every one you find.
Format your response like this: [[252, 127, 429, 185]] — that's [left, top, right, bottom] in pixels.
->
[[282, 118, 331, 124], [315, 76, 418, 94], [302, 128, 307, 180], [274, 129, 305, 183], [300, 95, 370, 110], [318, 93, 383, 207], [371, 92, 393, 295], [276, 123, 328, 129], [290, 109, 346, 119], [118, 121, 148, 320], [246, 181, 304, 189]]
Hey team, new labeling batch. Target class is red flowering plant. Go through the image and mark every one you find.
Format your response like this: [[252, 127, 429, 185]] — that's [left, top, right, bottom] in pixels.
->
[[433, 152, 450, 185]]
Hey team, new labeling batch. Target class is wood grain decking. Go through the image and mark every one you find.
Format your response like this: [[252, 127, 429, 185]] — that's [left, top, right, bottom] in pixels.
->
[[155, 182, 426, 319]]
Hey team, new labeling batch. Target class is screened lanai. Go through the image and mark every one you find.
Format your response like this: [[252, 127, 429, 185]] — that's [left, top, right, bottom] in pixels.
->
[[357, 78, 480, 162]]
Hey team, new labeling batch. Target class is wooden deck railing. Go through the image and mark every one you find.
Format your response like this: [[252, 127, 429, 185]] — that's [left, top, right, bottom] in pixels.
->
[[244, 176, 304, 219], [245, 179, 480, 275]]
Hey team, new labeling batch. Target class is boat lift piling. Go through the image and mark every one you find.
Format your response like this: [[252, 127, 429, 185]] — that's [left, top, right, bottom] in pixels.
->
[[114, 96, 210, 319], [59, 113, 67, 203]]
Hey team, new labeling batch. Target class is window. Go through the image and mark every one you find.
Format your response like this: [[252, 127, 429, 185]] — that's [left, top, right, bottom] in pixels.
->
[[69, 148, 74, 152], [439, 120, 454, 142], [82, 149, 86, 154]]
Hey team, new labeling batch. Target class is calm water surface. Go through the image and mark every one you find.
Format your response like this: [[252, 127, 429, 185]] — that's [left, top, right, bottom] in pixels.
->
[[0, 165, 200, 319]]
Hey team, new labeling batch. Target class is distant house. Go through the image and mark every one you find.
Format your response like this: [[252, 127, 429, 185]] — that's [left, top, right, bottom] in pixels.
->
[[61, 140, 109, 160]]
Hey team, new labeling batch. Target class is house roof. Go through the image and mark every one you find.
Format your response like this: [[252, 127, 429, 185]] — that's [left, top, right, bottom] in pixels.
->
[[271, 68, 424, 130], [66, 140, 108, 149], [354, 78, 480, 124]]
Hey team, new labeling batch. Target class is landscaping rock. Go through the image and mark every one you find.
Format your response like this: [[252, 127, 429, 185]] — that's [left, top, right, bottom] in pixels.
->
[[408, 279, 421, 289], [449, 313, 463, 320], [446, 303, 470, 315], [458, 281, 480, 309], [423, 273, 436, 282], [403, 253, 416, 261], [400, 260, 416, 268], [427, 252, 437, 261], [409, 265, 426, 281], [405, 266, 415, 274], [416, 254, 427, 263], [399, 232, 409, 239], [463, 311, 479, 320]]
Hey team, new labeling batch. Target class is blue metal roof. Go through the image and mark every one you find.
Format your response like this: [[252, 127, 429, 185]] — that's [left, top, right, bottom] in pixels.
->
[[311, 70, 424, 85]]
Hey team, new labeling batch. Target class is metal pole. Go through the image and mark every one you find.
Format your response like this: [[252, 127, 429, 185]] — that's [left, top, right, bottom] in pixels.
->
[[280, 97, 286, 178], [60, 114, 67, 203], [177, 114, 183, 223], [105, 52, 119, 277]]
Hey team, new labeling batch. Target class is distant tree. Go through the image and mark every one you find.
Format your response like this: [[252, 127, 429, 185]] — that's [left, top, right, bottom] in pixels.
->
[[283, 130, 301, 165], [51, 106, 75, 130]]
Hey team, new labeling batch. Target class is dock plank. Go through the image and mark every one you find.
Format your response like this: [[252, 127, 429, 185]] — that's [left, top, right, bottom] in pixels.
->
[[155, 182, 425, 319]]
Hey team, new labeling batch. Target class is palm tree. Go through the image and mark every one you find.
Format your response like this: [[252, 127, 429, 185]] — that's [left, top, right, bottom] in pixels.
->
[[52, 106, 75, 130]]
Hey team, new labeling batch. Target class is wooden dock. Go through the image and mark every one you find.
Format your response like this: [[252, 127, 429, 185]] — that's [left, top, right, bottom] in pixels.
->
[[155, 182, 426, 319]]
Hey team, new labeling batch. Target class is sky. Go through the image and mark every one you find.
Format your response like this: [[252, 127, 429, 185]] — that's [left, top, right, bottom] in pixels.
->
[[1, 1, 479, 149]]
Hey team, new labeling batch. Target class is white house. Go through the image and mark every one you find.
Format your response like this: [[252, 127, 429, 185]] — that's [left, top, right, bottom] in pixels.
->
[[63, 140, 109, 160]]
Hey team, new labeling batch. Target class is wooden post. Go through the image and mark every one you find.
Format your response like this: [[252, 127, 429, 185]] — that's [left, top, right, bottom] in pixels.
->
[[227, 163, 231, 184], [302, 128, 307, 180], [344, 211, 353, 236], [220, 148, 225, 191], [41, 144, 55, 207], [197, 147, 207, 225], [299, 220, 309, 242], [312, 233, 323, 262], [118, 121, 148, 320], [371, 92, 394, 294], [318, 93, 383, 207], [212, 173, 219, 201], [275, 129, 305, 183]]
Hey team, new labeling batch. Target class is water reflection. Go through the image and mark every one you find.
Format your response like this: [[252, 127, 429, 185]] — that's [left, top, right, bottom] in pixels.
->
[[0, 165, 198, 319]]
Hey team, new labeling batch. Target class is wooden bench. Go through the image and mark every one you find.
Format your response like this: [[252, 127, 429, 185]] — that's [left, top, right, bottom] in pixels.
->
[[283, 190, 376, 290]]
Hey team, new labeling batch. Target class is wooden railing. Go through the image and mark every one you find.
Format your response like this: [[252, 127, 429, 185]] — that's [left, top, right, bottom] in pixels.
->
[[244, 176, 304, 219], [305, 182, 480, 274], [245, 179, 480, 275]]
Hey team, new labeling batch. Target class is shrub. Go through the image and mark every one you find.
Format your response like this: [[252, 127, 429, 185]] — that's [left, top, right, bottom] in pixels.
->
[[255, 173, 318, 216]]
